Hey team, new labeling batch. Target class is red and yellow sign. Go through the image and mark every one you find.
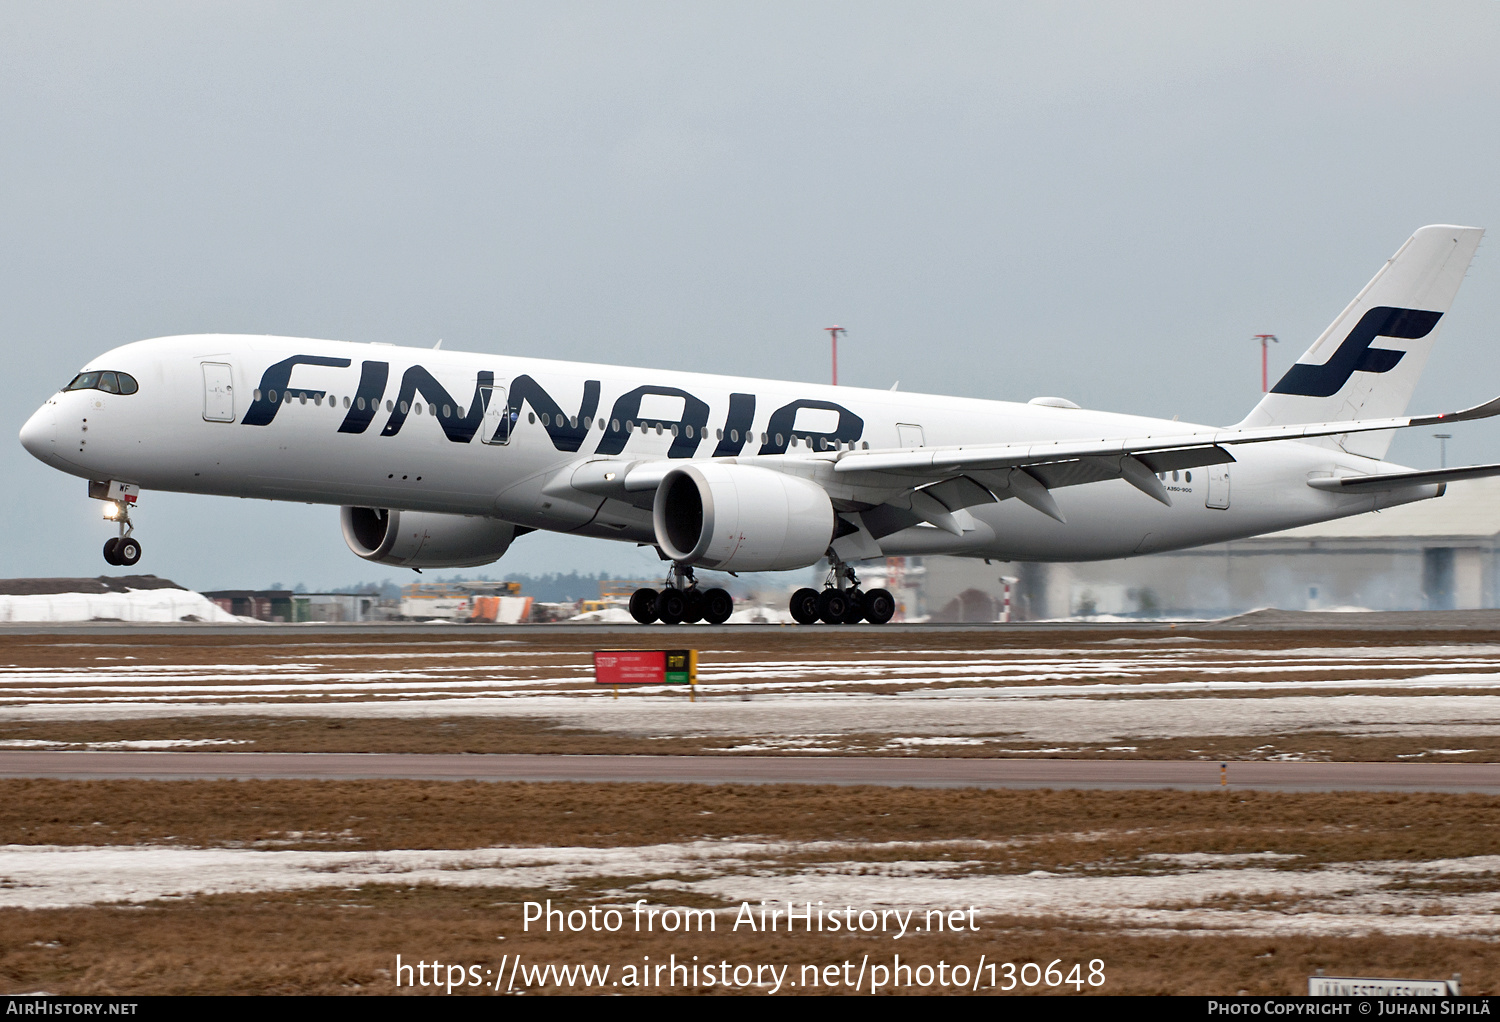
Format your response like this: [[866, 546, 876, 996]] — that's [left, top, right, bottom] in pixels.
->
[[593, 649, 697, 686]]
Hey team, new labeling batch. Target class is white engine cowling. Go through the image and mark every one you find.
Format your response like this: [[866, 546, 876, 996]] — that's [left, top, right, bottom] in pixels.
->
[[653, 463, 836, 571], [340, 507, 521, 568]]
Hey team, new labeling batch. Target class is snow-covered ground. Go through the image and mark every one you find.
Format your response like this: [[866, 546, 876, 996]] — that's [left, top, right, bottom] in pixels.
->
[[4, 641, 1500, 744], [0, 588, 244, 624], [0, 839, 1494, 938]]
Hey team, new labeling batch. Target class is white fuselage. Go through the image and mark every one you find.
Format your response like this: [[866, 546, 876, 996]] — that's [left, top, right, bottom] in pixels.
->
[[20, 334, 1440, 564]]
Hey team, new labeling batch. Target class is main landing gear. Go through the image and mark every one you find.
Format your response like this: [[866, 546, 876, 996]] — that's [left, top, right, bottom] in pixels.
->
[[629, 564, 735, 625], [789, 555, 895, 625], [101, 501, 142, 567]]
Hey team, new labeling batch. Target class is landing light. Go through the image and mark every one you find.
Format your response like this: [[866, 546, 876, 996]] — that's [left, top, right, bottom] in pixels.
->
[[102, 502, 123, 520]]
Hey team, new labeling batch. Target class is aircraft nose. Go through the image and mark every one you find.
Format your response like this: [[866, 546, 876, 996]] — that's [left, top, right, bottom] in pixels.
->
[[19, 401, 58, 463]]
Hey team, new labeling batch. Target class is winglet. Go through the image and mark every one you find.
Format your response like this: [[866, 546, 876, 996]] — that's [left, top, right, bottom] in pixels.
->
[[1414, 393, 1500, 426]]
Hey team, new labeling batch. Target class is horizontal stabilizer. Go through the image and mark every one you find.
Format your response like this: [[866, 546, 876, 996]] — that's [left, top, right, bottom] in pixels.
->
[[1306, 462, 1500, 493]]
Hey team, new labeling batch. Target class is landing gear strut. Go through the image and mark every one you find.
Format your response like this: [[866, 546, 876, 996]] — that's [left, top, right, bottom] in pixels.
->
[[628, 564, 734, 625], [101, 501, 142, 567], [790, 553, 895, 625]]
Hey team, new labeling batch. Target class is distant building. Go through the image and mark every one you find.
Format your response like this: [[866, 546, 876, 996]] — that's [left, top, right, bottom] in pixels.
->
[[398, 582, 529, 622], [918, 477, 1500, 619], [203, 591, 384, 623]]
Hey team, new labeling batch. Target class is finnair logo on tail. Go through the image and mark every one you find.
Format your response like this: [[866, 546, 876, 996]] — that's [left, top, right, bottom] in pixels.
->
[[1270, 306, 1441, 398]]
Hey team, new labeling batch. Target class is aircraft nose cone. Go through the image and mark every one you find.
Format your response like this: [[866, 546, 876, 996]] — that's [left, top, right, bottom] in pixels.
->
[[19, 402, 57, 463]]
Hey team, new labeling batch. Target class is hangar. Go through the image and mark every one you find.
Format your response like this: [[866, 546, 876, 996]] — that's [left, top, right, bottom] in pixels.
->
[[922, 477, 1500, 620]]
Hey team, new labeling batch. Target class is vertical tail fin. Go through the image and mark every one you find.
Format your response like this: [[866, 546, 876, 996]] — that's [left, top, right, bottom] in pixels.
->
[[1238, 224, 1484, 459]]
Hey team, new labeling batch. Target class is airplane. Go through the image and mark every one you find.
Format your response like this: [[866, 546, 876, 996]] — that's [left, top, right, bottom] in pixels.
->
[[18, 224, 1500, 626]]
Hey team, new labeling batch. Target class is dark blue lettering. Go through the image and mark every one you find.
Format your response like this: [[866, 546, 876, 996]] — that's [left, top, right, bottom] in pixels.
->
[[712, 393, 757, 457], [338, 361, 389, 434], [595, 386, 710, 459], [380, 366, 496, 443], [508, 375, 601, 453], [758, 399, 864, 455], [242, 355, 351, 426]]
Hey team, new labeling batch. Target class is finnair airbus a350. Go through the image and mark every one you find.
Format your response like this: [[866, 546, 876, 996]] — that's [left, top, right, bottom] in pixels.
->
[[19, 225, 1500, 625]]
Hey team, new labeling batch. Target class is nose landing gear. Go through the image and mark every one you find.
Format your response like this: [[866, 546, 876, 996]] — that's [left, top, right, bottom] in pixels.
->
[[628, 564, 735, 625], [93, 483, 143, 567]]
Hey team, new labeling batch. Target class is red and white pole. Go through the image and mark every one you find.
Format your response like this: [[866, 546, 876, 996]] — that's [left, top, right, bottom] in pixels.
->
[[825, 325, 846, 385], [1253, 334, 1278, 393]]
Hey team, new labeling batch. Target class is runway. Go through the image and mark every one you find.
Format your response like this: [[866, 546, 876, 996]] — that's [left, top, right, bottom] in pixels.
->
[[3, 751, 1498, 792], [10, 607, 1500, 633]]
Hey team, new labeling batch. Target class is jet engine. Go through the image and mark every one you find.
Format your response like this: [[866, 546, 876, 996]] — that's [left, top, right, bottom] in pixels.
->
[[340, 507, 522, 568], [653, 463, 836, 571]]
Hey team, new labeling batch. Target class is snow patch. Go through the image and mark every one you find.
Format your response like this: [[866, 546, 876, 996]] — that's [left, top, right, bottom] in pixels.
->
[[1, 841, 1498, 938], [0, 589, 241, 624]]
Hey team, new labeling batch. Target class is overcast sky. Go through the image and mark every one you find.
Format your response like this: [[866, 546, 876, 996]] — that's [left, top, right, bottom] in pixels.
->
[[5, 1, 1500, 591]]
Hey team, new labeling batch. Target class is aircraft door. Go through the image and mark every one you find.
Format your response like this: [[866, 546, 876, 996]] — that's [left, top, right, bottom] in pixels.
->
[[201, 363, 235, 422], [1206, 465, 1230, 509], [480, 385, 510, 445]]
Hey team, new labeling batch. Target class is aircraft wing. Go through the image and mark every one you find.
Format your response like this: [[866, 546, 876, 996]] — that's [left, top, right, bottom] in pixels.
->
[[814, 392, 1500, 530], [832, 393, 1500, 477]]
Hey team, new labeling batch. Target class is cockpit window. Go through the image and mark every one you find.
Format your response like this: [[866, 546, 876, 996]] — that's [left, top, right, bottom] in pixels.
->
[[65, 371, 138, 395]]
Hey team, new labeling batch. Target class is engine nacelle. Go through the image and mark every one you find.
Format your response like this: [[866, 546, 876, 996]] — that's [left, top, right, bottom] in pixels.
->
[[653, 463, 836, 571], [340, 507, 521, 568]]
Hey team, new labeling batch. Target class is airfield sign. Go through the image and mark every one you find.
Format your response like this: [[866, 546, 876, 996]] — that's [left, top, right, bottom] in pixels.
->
[[1308, 975, 1460, 997], [594, 649, 697, 687]]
